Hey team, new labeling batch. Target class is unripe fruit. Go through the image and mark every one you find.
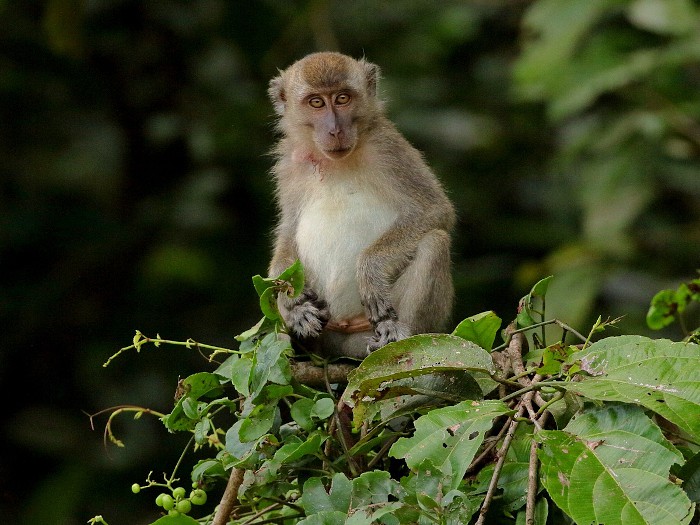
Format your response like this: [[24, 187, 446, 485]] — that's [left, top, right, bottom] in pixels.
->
[[161, 494, 175, 511], [172, 487, 186, 500], [190, 489, 207, 506], [176, 499, 192, 514], [131, 483, 141, 494]]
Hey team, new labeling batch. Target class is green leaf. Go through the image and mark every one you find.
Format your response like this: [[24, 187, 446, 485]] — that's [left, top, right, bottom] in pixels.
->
[[564, 335, 700, 440], [182, 372, 223, 399], [150, 514, 200, 525], [302, 473, 353, 514], [277, 259, 305, 297], [252, 274, 277, 297], [238, 404, 278, 442], [235, 316, 276, 342], [259, 286, 280, 320], [679, 451, 700, 504], [191, 458, 226, 483], [531, 275, 553, 297], [452, 311, 502, 351], [250, 333, 292, 398], [516, 275, 553, 328], [300, 471, 401, 524], [274, 432, 324, 465], [389, 399, 512, 491], [162, 373, 223, 431], [538, 405, 693, 525], [230, 355, 253, 396], [536, 342, 575, 375], [646, 289, 680, 330], [311, 397, 335, 419], [290, 398, 315, 432], [341, 334, 495, 427]]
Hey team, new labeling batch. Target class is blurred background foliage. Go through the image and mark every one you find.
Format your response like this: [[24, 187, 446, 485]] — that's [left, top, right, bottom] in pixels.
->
[[1, 0, 698, 523]]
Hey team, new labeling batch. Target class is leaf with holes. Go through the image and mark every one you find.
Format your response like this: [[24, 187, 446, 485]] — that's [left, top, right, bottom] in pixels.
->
[[389, 400, 512, 491], [564, 335, 700, 440], [538, 404, 693, 525]]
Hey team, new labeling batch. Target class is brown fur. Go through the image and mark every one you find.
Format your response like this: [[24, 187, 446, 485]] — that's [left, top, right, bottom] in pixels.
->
[[268, 52, 455, 358]]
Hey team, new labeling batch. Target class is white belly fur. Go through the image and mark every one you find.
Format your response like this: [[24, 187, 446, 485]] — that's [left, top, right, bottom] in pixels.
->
[[296, 176, 397, 320]]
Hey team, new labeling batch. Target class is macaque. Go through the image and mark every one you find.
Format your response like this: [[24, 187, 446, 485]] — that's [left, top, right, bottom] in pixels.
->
[[267, 52, 455, 359]]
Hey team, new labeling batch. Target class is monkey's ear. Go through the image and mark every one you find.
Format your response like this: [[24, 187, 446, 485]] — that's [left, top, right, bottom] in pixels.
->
[[268, 75, 286, 115], [362, 60, 381, 97]]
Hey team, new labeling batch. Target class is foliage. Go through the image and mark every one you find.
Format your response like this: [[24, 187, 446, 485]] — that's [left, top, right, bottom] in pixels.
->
[[646, 273, 700, 340], [3, 0, 700, 523], [91, 263, 700, 525]]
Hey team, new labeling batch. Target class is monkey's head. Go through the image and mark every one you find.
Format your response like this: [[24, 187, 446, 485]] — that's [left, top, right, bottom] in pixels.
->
[[269, 52, 382, 161]]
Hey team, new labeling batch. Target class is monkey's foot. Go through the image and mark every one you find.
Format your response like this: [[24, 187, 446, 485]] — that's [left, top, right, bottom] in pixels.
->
[[367, 319, 411, 352], [286, 290, 330, 338]]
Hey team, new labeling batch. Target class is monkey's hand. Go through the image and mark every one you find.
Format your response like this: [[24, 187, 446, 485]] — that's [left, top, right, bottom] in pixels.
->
[[282, 289, 330, 339], [368, 318, 411, 351]]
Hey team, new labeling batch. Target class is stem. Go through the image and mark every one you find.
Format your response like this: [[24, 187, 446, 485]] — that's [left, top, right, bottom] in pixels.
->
[[103, 334, 239, 367], [525, 437, 539, 525], [475, 402, 527, 525], [492, 319, 587, 352], [169, 435, 194, 483], [500, 380, 565, 404], [366, 434, 400, 470], [212, 467, 245, 525]]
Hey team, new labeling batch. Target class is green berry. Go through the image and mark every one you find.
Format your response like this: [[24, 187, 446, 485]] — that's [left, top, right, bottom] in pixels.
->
[[155, 493, 166, 507], [190, 489, 207, 505], [172, 487, 186, 500], [131, 483, 141, 494], [176, 499, 192, 514], [192, 481, 199, 489], [161, 494, 175, 511], [168, 508, 180, 517]]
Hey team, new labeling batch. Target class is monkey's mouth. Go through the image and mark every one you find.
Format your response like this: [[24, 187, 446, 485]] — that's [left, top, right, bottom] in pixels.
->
[[323, 147, 353, 160]]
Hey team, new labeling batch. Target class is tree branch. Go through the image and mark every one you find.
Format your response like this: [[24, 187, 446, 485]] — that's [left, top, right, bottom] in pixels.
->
[[212, 467, 245, 525]]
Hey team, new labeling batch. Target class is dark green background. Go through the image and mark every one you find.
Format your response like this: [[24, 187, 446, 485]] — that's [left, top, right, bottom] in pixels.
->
[[1, 1, 698, 523]]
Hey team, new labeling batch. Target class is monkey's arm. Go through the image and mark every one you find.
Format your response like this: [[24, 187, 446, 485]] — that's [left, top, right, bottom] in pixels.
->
[[357, 203, 453, 350], [270, 221, 330, 339]]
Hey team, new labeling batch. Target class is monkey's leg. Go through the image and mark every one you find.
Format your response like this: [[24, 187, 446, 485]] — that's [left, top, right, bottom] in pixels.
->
[[391, 228, 454, 335]]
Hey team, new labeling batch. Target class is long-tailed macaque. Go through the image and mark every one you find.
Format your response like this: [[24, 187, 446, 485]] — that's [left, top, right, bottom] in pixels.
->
[[267, 52, 455, 359]]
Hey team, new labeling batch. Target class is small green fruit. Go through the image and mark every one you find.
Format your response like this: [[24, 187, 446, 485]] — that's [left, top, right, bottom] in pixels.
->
[[172, 487, 186, 500], [176, 499, 192, 514], [190, 489, 207, 505], [161, 494, 175, 511], [131, 483, 141, 494]]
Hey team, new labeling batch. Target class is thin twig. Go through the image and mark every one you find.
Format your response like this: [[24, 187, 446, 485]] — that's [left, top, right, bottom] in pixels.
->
[[475, 401, 528, 525], [525, 437, 539, 525]]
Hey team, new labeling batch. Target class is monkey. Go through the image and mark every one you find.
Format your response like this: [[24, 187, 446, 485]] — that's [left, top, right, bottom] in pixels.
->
[[267, 52, 455, 359]]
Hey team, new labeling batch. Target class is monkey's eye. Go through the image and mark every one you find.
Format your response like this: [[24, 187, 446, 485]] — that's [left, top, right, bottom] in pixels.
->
[[335, 93, 351, 105], [308, 97, 325, 108]]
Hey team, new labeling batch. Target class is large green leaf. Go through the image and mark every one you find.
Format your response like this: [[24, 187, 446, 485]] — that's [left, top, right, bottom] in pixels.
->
[[538, 405, 693, 525], [564, 335, 700, 440], [390, 399, 512, 491], [340, 334, 495, 427]]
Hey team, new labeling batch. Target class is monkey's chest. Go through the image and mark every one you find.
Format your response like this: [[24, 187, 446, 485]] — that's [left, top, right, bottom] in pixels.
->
[[296, 184, 397, 319]]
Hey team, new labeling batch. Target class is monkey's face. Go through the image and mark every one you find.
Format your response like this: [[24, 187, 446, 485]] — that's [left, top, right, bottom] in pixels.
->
[[269, 52, 381, 162], [302, 91, 358, 160]]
